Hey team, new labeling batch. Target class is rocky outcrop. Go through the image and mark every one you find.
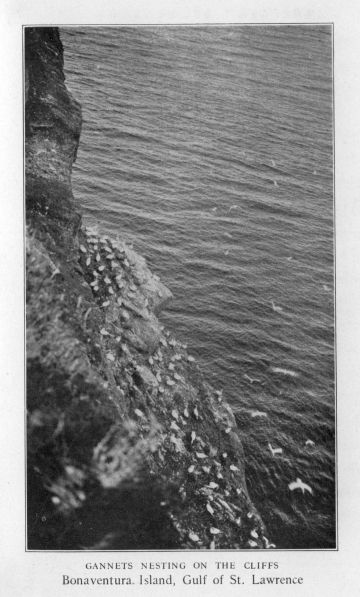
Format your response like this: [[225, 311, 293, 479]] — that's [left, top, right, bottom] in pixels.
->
[[25, 27, 81, 247], [26, 27, 271, 550]]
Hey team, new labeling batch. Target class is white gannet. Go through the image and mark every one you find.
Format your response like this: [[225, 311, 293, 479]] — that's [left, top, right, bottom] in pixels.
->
[[268, 443, 283, 457], [305, 439, 315, 447], [271, 300, 283, 313], [250, 410, 268, 418], [50, 267, 61, 279], [243, 373, 262, 384], [270, 366, 298, 378], [288, 478, 313, 495]]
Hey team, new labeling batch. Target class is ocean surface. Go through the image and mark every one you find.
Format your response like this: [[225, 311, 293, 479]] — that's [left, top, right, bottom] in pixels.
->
[[61, 25, 335, 549]]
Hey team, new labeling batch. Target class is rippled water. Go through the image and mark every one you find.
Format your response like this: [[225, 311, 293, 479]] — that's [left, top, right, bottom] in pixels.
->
[[62, 25, 335, 549]]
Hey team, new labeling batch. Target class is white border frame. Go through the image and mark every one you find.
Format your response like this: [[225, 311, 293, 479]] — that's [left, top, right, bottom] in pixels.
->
[[1, 1, 360, 595]]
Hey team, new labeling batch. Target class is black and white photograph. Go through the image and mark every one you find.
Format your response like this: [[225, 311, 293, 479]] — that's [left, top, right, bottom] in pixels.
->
[[25, 23, 335, 552]]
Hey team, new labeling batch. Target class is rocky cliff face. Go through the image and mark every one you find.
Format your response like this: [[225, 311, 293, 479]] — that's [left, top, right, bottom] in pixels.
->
[[26, 27, 271, 550]]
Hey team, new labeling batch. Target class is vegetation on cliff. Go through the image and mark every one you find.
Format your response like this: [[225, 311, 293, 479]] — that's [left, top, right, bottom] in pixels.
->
[[26, 27, 271, 550]]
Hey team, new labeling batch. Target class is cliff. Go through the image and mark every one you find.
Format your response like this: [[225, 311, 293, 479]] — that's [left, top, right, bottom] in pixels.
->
[[26, 27, 272, 550]]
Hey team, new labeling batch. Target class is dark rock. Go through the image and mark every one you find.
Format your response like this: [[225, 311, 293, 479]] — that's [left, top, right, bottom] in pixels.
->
[[134, 365, 159, 390], [25, 27, 82, 248]]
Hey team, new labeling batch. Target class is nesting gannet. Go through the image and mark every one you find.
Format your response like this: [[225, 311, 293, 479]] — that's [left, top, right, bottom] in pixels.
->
[[50, 267, 61, 279], [268, 443, 283, 457], [288, 478, 313, 495], [248, 539, 258, 548], [251, 410, 267, 418], [305, 439, 315, 447]]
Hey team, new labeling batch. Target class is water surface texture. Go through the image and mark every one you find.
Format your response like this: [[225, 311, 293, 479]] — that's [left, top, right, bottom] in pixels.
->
[[62, 25, 334, 549]]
